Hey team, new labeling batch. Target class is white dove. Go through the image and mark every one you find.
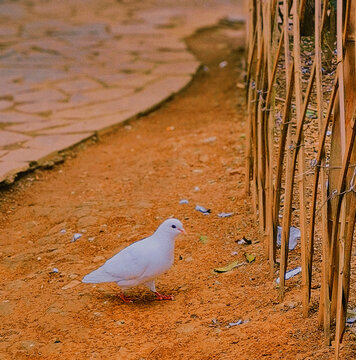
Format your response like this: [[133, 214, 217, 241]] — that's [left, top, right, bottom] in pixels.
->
[[82, 218, 185, 303]]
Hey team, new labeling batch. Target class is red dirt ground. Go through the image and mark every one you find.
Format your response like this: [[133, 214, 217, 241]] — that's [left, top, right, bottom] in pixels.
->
[[0, 26, 355, 360]]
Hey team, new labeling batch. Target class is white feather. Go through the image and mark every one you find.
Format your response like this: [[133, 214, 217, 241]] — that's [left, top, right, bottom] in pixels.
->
[[82, 218, 184, 292]]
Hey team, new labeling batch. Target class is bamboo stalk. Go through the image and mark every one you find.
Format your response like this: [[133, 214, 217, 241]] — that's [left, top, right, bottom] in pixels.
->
[[331, 126, 356, 358], [314, 0, 331, 340], [279, 60, 316, 299], [334, 1, 354, 355], [292, 0, 309, 317], [337, 0, 346, 158], [335, 197, 347, 360], [272, 62, 295, 244]]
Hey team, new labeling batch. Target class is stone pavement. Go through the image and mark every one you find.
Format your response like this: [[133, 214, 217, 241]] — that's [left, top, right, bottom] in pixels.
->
[[0, 0, 245, 184]]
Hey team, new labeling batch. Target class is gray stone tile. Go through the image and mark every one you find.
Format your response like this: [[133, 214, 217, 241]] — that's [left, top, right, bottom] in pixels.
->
[[23, 133, 93, 152], [39, 111, 137, 135], [57, 78, 102, 93], [0, 26, 18, 37], [0, 131, 31, 147], [13, 89, 66, 103], [6, 119, 73, 133], [0, 3, 26, 19], [0, 112, 44, 124], [0, 100, 13, 111], [0, 148, 54, 162], [0, 161, 29, 183], [152, 61, 200, 75]]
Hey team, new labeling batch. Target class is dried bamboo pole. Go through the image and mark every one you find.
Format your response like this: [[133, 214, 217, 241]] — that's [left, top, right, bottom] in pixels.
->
[[334, 0, 354, 355], [255, 0, 267, 236], [283, 0, 290, 86], [263, 0, 274, 259], [251, 0, 265, 224], [271, 61, 294, 245], [313, 0, 331, 342], [336, 0, 346, 157], [292, 0, 309, 316], [279, 61, 316, 299], [335, 193, 356, 359], [330, 120, 356, 358], [311, 84, 339, 344], [308, 79, 339, 256], [246, 81, 255, 195], [245, 0, 257, 195], [265, 31, 285, 273]]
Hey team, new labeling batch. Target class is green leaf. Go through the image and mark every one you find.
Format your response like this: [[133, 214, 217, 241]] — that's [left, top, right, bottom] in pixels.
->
[[245, 253, 256, 263], [199, 235, 208, 244], [306, 109, 317, 119], [214, 260, 240, 273]]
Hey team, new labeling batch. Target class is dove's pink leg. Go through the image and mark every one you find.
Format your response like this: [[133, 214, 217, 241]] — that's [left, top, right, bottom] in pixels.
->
[[119, 292, 133, 303], [154, 291, 174, 301]]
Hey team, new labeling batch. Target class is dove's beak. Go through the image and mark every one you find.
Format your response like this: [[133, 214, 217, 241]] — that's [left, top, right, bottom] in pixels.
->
[[179, 228, 187, 235]]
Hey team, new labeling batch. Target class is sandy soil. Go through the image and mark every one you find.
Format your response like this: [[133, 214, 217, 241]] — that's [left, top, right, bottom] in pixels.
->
[[0, 25, 355, 360]]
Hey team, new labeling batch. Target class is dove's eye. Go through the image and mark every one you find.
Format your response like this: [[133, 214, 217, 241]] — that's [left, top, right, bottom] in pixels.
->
[[171, 225, 176, 229]]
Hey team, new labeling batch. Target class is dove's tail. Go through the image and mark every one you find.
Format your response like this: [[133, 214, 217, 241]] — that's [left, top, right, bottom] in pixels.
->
[[82, 267, 116, 283]]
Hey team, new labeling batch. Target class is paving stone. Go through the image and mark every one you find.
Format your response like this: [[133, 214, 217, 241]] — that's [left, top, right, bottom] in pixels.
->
[[13, 38, 78, 58], [0, 83, 31, 98], [0, 52, 64, 67], [115, 60, 155, 73], [110, 23, 161, 36], [32, 3, 73, 18], [69, 87, 133, 105], [23, 133, 93, 152], [39, 110, 137, 134], [52, 99, 134, 120], [86, 50, 133, 66], [0, 26, 18, 37], [0, 150, 8, 158], [0, 3, 26, 19], [137, 8, 184, 26], [95, 73, 157, 88], [14, 89, 66, 103], [0, 100, 13, 111], [19, 68, 66, 85], [0, 131, 30, 147], [119, 76, 192, 112], [0, 112, 44, 124], [57, 78, 102, 93], [0, 0, 244, 185], [0, 161, 29, 183], [16, 100, 73, 114], [0, 148, 52, 163], [53, 23, 109, 38], [152, 61, 200, 75], [140, 50, 196, 63], [22, 20, 75, 38], [6, 119, 72, 133]]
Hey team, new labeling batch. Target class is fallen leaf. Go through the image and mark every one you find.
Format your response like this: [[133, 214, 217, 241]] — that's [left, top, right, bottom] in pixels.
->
[[199, 235, 208, 244], [214, 260, 245, 273], [245, 253, 256, 263]]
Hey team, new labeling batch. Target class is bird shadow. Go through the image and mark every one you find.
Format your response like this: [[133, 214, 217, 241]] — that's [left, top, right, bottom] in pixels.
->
[[95, 290, 176, 308]]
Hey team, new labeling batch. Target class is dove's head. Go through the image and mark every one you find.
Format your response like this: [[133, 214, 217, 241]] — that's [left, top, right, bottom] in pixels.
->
[[156, 218, 186, 238]]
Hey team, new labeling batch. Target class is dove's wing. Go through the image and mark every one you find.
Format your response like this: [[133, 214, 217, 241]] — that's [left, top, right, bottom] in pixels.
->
[[82, 236, 152, 283]]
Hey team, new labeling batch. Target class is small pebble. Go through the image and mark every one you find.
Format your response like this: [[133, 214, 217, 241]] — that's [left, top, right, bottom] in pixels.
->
[[71, 233, 82, 242]]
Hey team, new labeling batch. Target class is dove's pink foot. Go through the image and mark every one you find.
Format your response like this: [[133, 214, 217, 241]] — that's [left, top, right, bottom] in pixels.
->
[[154, 291, 174, 301], [119, 293, 133, 303]]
